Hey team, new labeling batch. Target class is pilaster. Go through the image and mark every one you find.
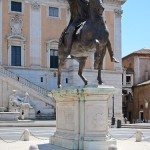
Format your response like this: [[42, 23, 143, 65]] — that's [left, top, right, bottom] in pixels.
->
[[114, 9, 123, 70], [0, 79, 3, 107], [0, 0, 2, 65], [30, 1, 41, 66]]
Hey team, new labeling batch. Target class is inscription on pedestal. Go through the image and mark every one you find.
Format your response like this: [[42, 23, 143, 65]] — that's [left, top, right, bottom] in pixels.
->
[[57, 102, 75, 131], [85, 102, 107, 133]]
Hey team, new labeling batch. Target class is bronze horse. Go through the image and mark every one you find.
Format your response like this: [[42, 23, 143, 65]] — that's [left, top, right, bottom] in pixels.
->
[[57, 0, 118, 88]]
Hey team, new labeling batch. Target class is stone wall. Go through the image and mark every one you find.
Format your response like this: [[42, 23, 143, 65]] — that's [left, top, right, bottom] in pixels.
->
[[133, 84, 150, 122]]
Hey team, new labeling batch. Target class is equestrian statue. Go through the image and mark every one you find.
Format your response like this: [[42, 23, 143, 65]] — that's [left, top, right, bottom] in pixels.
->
[[57, 0, 119, 88]]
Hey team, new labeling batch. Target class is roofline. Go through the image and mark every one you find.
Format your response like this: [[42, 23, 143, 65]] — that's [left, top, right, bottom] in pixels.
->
[[122, 50, 150, 60], [134, 81, 150, 87], [122, 53, 134, 60]]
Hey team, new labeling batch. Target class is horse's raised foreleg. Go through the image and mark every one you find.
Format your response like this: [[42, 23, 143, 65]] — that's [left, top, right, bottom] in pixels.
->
[[77, 57, 88, 86], [57, 57, 65, 88], [107, 39, 119, 63]]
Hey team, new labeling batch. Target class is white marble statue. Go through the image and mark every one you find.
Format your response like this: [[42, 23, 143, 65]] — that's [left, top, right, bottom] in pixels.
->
[[8, 90, 35, 119], [9, 90, 24, 108]]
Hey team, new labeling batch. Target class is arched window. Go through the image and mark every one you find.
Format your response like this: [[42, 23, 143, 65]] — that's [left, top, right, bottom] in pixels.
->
[[46, 40, 59, 69], [7, 35, 26, 66]]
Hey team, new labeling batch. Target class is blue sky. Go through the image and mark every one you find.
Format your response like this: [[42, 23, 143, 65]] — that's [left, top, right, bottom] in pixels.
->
[[122, 0, 150, 57]]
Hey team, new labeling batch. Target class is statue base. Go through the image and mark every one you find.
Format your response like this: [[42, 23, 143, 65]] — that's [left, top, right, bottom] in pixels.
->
[[50, 85, 117, 150]]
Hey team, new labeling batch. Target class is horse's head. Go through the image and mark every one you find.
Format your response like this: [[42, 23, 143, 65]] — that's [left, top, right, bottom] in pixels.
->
[[89, 0, 104, 17]]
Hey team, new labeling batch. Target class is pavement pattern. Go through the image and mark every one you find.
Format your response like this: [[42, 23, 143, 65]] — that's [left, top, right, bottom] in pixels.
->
[[0, 120, 150, 150], [0, 137, 150, 150]]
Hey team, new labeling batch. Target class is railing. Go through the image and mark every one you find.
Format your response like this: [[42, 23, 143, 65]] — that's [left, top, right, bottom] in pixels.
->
[[0, 67, 49, 97], [126, 82, 132, 85]]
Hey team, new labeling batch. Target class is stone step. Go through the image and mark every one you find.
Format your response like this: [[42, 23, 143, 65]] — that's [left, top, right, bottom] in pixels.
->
[[36, 114, 56, 120], [122, 124, 150, 129]]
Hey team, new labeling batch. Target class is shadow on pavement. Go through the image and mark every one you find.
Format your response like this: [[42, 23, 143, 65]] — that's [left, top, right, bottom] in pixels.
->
[[38, 143, 68, 150]]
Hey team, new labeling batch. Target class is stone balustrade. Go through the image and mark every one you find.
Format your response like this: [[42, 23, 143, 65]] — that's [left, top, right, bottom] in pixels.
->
[[0, 67, 48, 97], [0, 112, 20, 121]]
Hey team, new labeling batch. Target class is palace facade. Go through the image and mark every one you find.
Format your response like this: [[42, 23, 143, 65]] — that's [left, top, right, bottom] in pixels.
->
[[0, 0, 126, 120]]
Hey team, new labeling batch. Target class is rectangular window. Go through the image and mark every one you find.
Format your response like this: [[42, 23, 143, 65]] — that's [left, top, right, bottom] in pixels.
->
[[49, 7, 59, 17], [126, 75, 131, 85], [66, 78, 68, 84], [11, 1, 22, 12], [41, 77, 43, 82], [50, 49, 58, 68], [11, 46, 21, 66]]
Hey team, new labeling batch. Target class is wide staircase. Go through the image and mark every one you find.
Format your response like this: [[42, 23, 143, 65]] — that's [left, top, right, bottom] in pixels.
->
[[0, 67, 56, 119]]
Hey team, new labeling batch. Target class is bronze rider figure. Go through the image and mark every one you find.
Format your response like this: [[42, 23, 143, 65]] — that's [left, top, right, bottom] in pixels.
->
[[65, 0, 119, 63]]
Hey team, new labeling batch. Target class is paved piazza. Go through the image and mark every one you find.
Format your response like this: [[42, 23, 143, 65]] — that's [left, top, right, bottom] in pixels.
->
[[0, 127, 150, 150]]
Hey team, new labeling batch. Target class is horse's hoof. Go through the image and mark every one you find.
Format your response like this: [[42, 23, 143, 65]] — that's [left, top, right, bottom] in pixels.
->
[[66, 55, 72, 59], [98, 82, 104, 85], [84, 80, 88, 86], [58, 84, 62, 88], [112, 57, 119, 63]]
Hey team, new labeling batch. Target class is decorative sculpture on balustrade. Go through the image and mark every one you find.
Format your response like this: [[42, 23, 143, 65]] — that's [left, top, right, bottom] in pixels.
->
[[9, 90, 35, 119], [9, 90, 32, 111]]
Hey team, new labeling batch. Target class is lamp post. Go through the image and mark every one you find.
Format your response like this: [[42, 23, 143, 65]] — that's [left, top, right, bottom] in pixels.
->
[[145, 100, 148, 109], [144, 100, 149, 122], [111, 95, 115, 125]]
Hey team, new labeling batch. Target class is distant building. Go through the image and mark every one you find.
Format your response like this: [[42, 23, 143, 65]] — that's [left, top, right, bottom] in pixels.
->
[[0, 0, 126, 120], [133, 81, 150, 123], [122, 49, 150, 123]]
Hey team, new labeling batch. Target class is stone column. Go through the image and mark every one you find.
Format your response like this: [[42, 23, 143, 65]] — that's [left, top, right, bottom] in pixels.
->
[[51, 85, 116, 150], [114, 9, 123, 70]]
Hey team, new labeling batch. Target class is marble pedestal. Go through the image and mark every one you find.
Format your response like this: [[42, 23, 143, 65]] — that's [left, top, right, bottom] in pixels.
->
[[50, 85, 116, 150]]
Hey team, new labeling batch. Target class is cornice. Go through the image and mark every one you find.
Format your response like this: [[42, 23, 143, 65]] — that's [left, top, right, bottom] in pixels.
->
[[7, 34, 26, 41], [104, 0, 126, 5], [25, 0, 68, 5]]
